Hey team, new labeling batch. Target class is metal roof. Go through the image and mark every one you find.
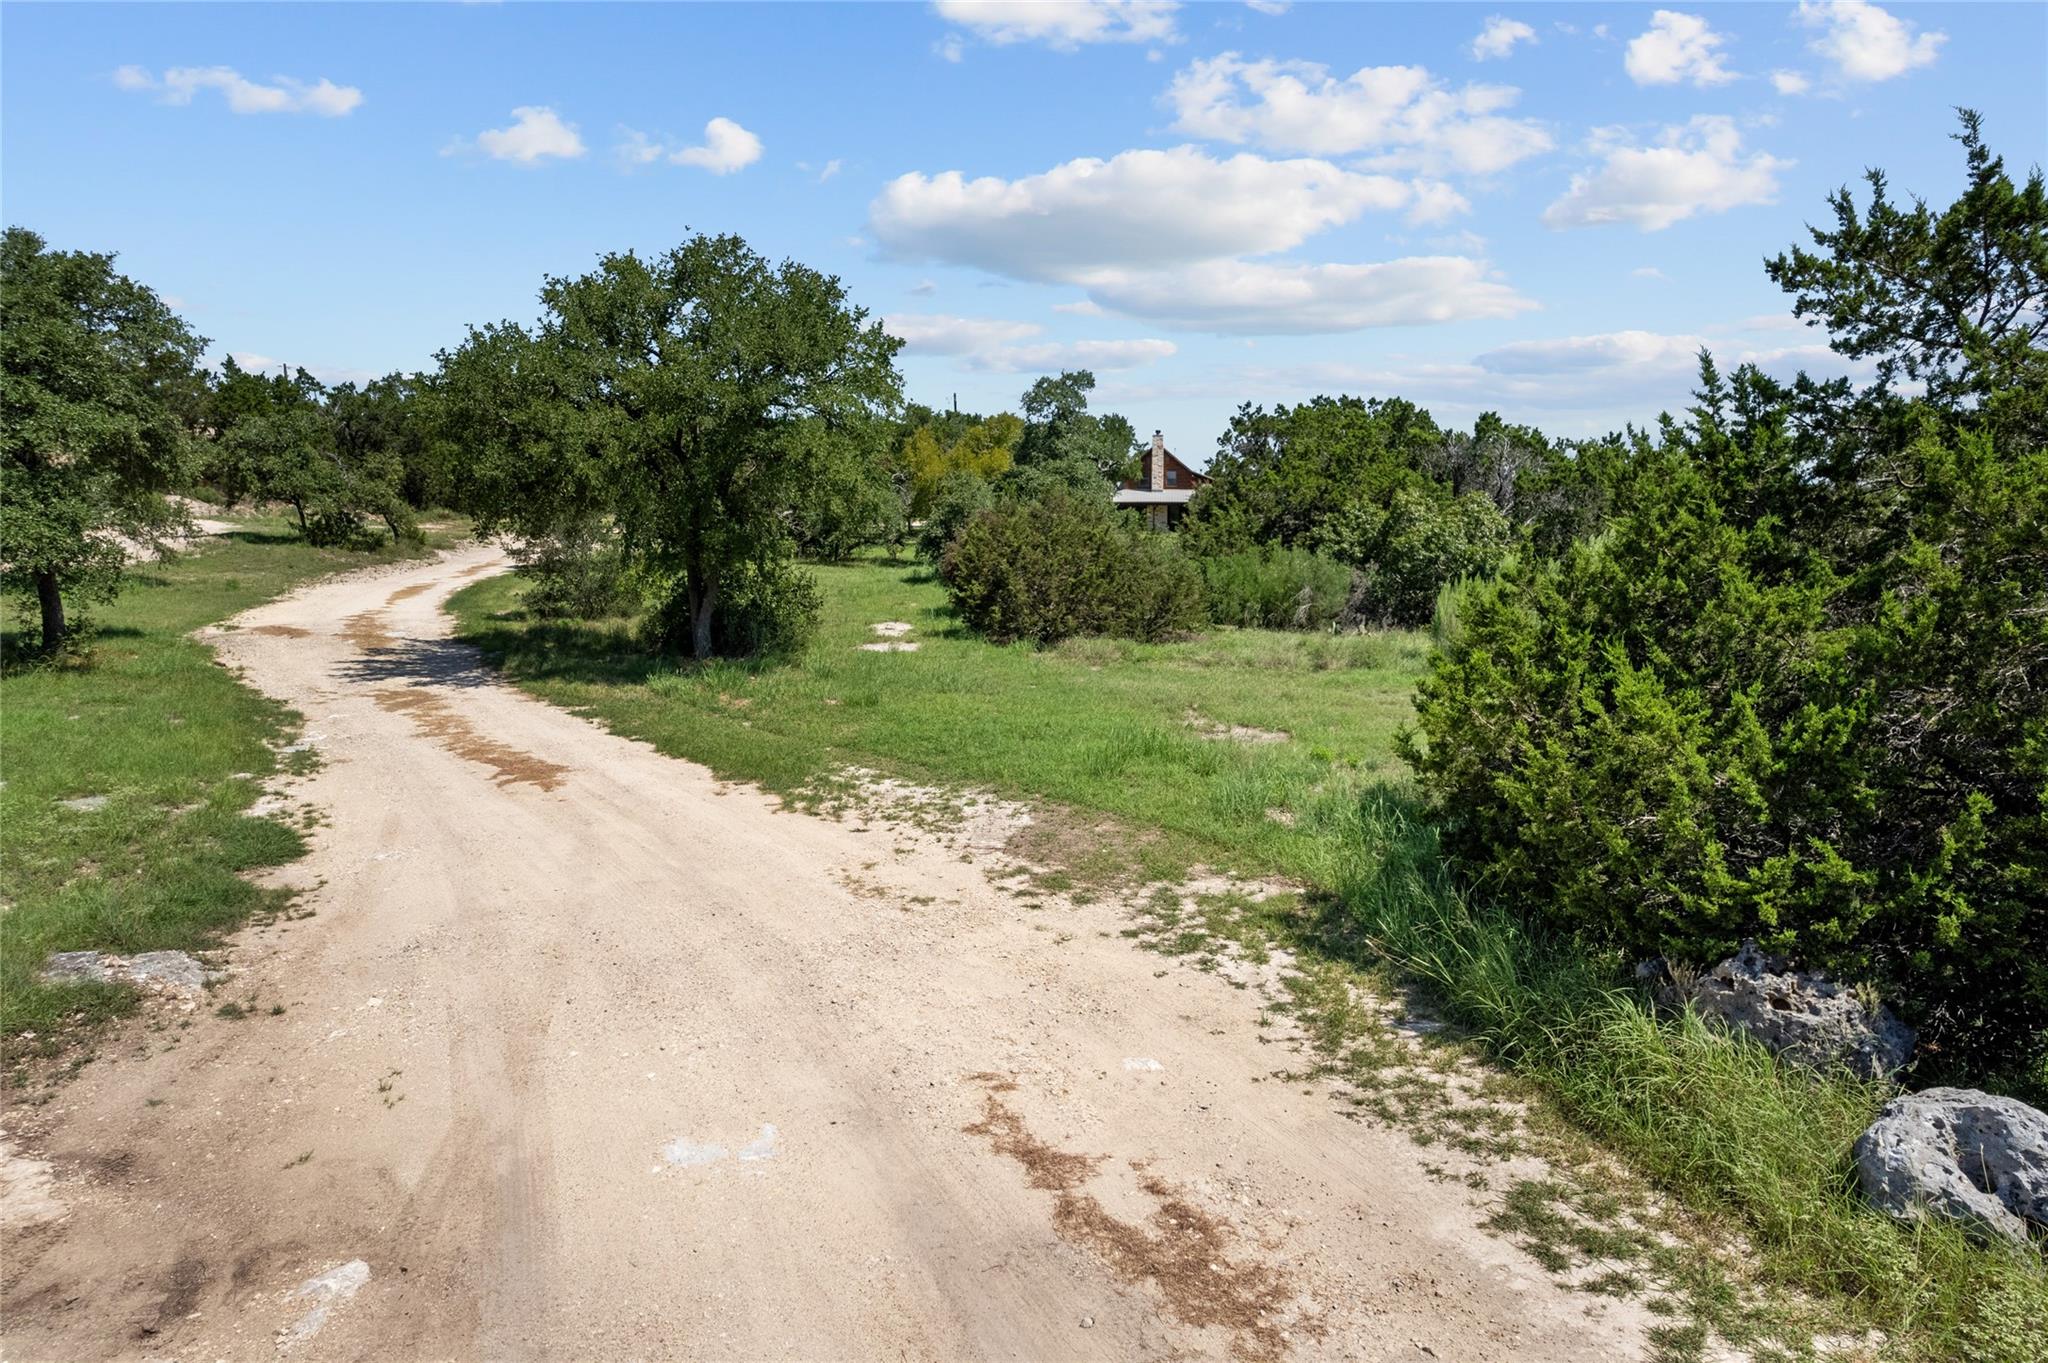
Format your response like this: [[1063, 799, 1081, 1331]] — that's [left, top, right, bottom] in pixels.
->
[[1112, 489, 1197, 505]]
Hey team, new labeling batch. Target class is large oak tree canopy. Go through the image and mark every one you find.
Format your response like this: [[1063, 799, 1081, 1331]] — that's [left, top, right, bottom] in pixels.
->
[[1, 226, 206, 652], [440, 233, 903, 658]]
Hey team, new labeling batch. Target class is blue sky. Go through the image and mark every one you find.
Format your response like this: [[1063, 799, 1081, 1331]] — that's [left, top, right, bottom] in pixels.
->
[[4, 2, 2042, 462]]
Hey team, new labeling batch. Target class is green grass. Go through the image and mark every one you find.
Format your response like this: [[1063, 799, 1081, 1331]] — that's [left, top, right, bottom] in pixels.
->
[[451, 551, 2048, 1363], [449, 554, 1428, 884], [0, 516, 455, 1066]]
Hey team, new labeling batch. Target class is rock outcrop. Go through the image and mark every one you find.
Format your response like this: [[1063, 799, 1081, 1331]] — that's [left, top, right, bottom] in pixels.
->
[[1643, 941, 1914, 1079], [1855, 1087, 2048, 1246]]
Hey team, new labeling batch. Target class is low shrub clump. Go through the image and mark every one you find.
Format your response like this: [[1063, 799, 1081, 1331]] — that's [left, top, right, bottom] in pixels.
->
[[511, 521, 644, 620], [641, 557, 822, 660], [942, 491, 1204, 645], [1198, 548, 1354, 630], [915, 469, 995, 569]]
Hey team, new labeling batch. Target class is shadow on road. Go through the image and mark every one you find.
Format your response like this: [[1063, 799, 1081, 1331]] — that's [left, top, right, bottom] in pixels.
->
[[335, 634, 500, 691]]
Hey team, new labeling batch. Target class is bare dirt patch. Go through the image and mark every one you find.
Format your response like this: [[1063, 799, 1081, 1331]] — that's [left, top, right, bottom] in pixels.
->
[[246, 624, 311, 639], [340, 611, 395, 652], [963, 1076, 1304, 1362], [1185, 709, 1290, 745], [373, 688, 569, 792]]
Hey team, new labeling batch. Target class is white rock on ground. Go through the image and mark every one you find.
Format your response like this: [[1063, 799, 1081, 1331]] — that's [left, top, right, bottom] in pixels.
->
[[1854, 1087, 2048, 1246], [1666, 942, 1915, 1079], [40, 950, 214, 994], [280, 1259, 371, 1347]]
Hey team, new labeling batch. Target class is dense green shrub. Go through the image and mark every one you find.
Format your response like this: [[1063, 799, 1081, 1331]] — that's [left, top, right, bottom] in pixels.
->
[[1198, 548, 1354, 630], [1315, 484, 1511, 627], [710, 558, 822, 658], [942, 491, 1204, 645], [512, 522, 643, 620], [641, 558, 821, 659], [302, 509, 386, 551], [1406, 411, 2048, 1090]]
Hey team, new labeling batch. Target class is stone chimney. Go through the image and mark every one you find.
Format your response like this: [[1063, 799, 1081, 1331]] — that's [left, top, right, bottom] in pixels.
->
[[1150, 430, 1166, 491]]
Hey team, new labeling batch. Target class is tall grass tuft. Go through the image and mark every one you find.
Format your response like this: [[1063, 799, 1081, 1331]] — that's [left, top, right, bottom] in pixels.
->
[[1331, 791, 2048, 1362]]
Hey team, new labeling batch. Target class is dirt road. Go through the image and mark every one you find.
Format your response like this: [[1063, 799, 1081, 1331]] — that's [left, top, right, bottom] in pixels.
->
[[1, 545, 1648, 1362]]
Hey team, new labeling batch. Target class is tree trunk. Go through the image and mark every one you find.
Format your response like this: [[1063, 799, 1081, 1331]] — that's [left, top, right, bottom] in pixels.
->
[[689, 569, 719, 661], [36, 570, 66, 654], [292, 499, 308, 533]]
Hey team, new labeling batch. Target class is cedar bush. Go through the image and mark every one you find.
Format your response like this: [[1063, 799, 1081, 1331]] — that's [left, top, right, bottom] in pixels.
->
[[512, 521, 643, 620], [915, 469, 994, 570], [1404, 406, 2048, 1091], [942, 491, 1204, 645]]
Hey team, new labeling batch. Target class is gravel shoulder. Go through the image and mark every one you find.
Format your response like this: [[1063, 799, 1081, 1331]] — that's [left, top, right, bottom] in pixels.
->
[[0, 543, 1650, 1362]]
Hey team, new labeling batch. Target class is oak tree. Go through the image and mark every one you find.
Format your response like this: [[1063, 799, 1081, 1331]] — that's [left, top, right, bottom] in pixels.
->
[[1, 227, 205, 652]]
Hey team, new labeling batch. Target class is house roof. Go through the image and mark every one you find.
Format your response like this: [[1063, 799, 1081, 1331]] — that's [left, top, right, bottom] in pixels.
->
[[1112, 489, 1197, 505]]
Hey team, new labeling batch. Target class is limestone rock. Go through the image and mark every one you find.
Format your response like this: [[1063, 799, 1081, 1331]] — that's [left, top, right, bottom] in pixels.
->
[[38, 951, 110, 984], [1855, 1087, 2048, 1246], [1653, 941, 1915, 1079], [39, 949, 214, 994]]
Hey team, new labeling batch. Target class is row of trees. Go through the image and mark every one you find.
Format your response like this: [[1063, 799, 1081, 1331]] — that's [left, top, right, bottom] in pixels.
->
[[7, 208, 1522, 661]]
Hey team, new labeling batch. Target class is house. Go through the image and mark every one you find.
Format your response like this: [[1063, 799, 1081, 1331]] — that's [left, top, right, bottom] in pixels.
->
[[1114, 431, 1208, 530]]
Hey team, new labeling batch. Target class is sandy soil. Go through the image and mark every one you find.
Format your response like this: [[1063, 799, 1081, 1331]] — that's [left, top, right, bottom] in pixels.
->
[[0, 544, 1650, 1362]]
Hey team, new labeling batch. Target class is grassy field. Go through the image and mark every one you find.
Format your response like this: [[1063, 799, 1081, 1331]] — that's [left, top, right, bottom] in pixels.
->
[[0, 517, 453, 1067], [449, 551, 1429, 887], [451, 551, 2048, 1363]]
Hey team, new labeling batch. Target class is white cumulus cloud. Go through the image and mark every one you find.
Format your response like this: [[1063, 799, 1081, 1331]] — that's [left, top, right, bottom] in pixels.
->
[[1543, 116, 1788, 232], [461, 106, 587, 163], [115, 65, 362, 116], [1624, 11, 1736, 87], [882, 312, 1176, 371], [676, 117, 763, 173], [618, 117, 763, 174], [1076, 257, 1535, 334], [1476, 329, 1703, 375], [933, 0, 1179, 50], [872, 144, 1530, 334], [1771, 69, 1813, 95], [1471, 17, 1537, 61], [1164, 53, 1552, 175], [872, 146, 1411, 277], [1797, 0, 1944, 83]]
